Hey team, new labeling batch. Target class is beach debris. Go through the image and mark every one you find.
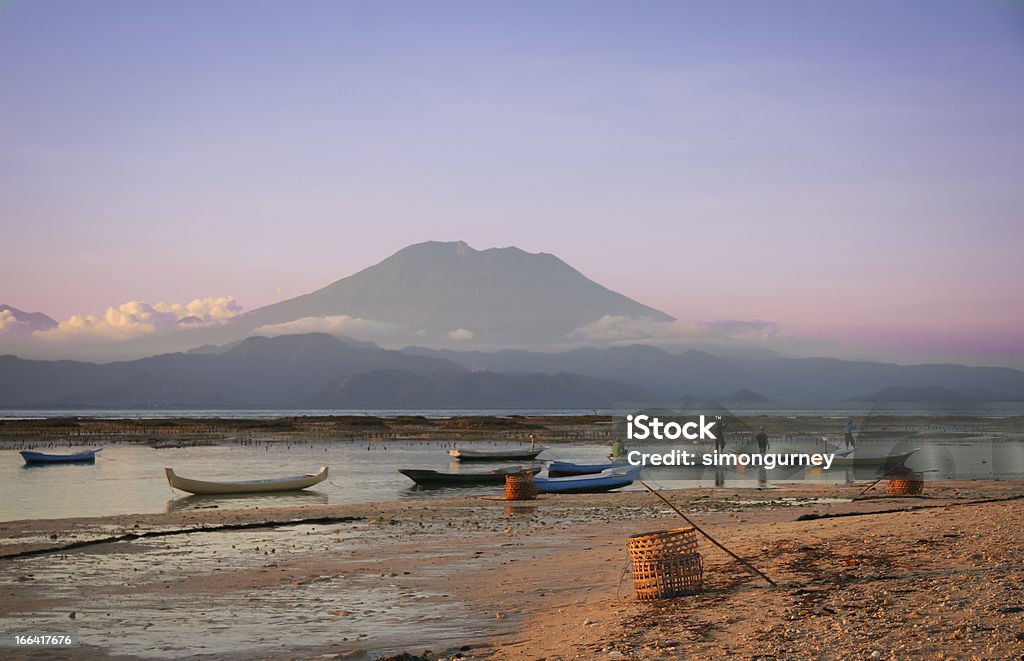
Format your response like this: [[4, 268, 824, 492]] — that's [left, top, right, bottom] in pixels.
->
[[373, 653, 431, 661], [326, 609, 350, 617]]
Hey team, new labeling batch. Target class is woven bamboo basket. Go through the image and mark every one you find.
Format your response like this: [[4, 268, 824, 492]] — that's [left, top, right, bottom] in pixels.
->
[[504, 471, 538, 501], [886, 473, 924, 496], [628, 527, 703, 600]]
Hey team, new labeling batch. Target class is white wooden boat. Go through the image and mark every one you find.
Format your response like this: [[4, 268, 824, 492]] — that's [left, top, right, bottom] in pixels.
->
[[448, 447, 547, 461], [164, 466, 328, 495], [829, 450, 918, 469]]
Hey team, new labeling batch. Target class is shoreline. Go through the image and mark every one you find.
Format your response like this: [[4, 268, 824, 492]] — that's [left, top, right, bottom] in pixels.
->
[[2, 480, 1023, 659]]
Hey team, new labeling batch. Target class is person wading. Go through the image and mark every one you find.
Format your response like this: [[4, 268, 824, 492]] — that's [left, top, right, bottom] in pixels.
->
[[844, 420, 856, 449], [713, 418, 727, 453], [756, 426, 770, 454]]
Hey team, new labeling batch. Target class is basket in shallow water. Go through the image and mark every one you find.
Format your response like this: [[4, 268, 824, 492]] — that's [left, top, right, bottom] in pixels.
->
[[886, 473, 924, 496], [628, 527, 703, 600], [504, 472, 538, 501]]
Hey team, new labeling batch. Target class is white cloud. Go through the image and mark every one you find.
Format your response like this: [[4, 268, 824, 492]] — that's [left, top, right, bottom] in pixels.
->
[[34, 297, 242, 342], [153, 296, 242, 323], [253, 315, 407, 342], [0, 309, 27, 333], [447, 328, 474, 341]]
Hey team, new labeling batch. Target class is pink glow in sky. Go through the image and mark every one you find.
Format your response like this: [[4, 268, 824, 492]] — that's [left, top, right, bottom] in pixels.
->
[[1, 1, 1022, 367]]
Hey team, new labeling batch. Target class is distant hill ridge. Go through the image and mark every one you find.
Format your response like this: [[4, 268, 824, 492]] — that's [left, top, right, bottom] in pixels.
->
[[403, 344, 1024, 402], [3, 333, 1023, 408], [847, 385, 1024, 403], [0, 333, 651, 408]]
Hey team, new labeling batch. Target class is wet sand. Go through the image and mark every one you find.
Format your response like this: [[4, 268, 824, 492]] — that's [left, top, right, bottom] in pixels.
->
[[2, 480, 1023, 659]]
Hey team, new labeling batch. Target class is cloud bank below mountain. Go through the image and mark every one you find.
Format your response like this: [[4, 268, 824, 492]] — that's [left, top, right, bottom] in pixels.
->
[[32, 297, 242, 342]]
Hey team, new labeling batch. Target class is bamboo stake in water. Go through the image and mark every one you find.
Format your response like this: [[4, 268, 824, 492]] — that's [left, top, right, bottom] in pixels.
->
[[640, 481, 777, 587]]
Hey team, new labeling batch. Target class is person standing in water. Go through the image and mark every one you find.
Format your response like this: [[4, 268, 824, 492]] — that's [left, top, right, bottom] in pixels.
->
[[844, 420, 856, 448], [756, 426, 770, 454], [713, 418, 727, 453]]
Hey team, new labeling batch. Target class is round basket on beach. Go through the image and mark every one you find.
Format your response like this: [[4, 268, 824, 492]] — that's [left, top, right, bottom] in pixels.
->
[[504, 471, 538, 501], [886, 472, 924, 496], [627, 527, 702, 600]]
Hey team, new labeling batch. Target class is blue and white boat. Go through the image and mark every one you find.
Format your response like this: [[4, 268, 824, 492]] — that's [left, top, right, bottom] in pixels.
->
[[20, 448, 101, 465], [534, 466, 642, 494]]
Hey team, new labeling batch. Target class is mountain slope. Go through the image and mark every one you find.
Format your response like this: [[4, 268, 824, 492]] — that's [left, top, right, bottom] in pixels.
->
[[236, 241, 672, 343], [0, 305, 57, 335], [80, 241, 673, 359]]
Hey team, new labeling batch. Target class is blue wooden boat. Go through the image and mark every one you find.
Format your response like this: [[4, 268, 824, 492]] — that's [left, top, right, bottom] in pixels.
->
[[20, 448, 101, 465], [534, 465, 642, 494], [547, 460, 625, 478]]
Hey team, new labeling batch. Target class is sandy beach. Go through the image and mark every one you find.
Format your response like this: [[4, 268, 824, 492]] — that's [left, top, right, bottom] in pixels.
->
[[2, 478, 1022, 660]]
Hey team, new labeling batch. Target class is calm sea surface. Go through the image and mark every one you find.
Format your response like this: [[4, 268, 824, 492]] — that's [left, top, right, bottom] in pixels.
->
[[2, 436, 1022, 522], [3, 403, 1024, 419]]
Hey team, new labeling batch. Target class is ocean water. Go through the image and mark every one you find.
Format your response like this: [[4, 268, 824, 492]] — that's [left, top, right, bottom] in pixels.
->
[[3, 403, 1024, 419], [2, 436, 1021, 522]]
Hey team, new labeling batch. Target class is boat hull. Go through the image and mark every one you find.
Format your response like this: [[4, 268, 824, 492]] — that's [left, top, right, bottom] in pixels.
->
[[547, 460, 623, 477], [829, 450, 918, 469], [534, 466, 642, 494], [165, 466, 329, 495], [399, 466, 541, 487], [448, 448, 546, 461], [21, 449, 100, 465]]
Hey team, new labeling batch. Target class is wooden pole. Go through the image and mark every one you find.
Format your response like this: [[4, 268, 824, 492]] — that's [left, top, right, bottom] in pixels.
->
[[640, 481, 776, 587]]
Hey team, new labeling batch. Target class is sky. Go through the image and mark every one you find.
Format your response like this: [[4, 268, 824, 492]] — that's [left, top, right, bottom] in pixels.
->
[[1, 1, 1022, 366]]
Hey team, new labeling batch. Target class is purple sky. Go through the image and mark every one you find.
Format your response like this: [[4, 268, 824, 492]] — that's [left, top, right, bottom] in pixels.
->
[[2, 1, 1022, 366]]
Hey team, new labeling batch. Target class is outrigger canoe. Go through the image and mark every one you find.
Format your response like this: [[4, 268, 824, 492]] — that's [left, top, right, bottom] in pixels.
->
[[399, 465, 542, 487], [164, 466, 328, 495], [547, 460, 624, 477], [448, 447, 547, 461], [21, 449, 101, 465], [534, 466, 642, 494], [829, 449, 918, 469]]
